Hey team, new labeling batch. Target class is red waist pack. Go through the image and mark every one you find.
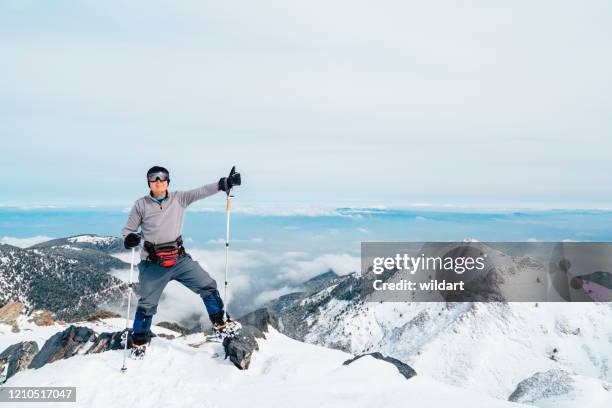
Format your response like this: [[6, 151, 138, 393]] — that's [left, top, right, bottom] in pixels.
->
[[144, 236, 184, 268]]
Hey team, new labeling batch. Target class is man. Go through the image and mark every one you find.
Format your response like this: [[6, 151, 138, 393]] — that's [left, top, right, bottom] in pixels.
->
[[122, 165, 241, 358]]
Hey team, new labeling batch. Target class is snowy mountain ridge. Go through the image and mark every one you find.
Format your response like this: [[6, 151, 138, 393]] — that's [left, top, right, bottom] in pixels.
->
[[265, 249, 612, 405], [1, 236, 610, 406], [30, 235, 124, 253], [0, 241, 128, 320]]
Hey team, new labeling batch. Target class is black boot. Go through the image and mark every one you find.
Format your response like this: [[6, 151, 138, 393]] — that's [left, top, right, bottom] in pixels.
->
[[130, 331, 152, 359], [209, 311, 242, 339]]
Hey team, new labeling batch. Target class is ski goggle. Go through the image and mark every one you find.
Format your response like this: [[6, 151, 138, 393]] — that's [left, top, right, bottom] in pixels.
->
[[147, 171, 169, 182]]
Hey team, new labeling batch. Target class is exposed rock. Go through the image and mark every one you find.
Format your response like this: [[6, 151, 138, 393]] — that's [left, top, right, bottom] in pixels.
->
[[29, 326, 95, 369], [238, 308, 279, 333], [0, 341, 39, 383], [156, 321, 190, 335], [509, 369, 575, 403], [0, 302, 24, 322], [0, 302, 24, 332], [444, 267, 506, 302], [302, 270, 339, 291], [343, 352, 417, 380], [223, 328, 260, 370], [86, 310, 121, 321], [85, 329, 160, 353], [28, 310, 55, 326], [86, 330, 127, 354], [156, 333, 176, 340], [239, 324, 266, 340]]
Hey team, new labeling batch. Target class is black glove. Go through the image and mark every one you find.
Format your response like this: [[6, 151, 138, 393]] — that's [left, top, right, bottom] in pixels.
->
[[124, 233, 141, 249], [218, 166, 241, 192]]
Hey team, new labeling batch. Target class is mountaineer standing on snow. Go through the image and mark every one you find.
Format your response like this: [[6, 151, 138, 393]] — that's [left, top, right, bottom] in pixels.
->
[[122, 166, 241, 358]]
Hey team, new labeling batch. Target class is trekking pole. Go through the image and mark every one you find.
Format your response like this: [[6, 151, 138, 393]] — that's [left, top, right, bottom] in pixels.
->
[[121, 246, 136, 373], [224, 193, 233, 320]]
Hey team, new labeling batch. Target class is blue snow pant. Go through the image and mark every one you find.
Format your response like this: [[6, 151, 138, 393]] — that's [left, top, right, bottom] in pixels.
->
[[132, 253, 224, 337]]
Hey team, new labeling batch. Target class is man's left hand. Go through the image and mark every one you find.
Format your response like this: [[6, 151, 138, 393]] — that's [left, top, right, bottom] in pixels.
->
[[219, 166, 241, 192]]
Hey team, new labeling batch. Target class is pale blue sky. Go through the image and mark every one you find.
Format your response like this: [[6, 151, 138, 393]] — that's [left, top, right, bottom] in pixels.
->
[[1, 1, 611, 208]]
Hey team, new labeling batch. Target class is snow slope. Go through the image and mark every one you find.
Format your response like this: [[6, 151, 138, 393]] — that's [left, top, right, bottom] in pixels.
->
[[0, 318, 534, 408], [300, 299, 612, 401], [268, 266, 612, 405]]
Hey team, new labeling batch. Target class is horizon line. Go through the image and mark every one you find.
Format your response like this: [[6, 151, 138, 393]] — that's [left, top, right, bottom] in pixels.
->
[[0, 203, 611, 214]]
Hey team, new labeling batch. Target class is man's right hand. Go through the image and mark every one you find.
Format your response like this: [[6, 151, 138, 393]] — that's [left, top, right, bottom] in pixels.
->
[[124, 233, 141, 249]]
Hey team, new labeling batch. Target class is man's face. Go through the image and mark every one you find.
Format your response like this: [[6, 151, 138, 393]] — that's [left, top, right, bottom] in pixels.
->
[[149, 179, 168, 197]]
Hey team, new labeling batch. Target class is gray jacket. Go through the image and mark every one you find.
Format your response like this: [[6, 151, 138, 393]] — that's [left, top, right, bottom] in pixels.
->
[[122, 182, 220, 259]]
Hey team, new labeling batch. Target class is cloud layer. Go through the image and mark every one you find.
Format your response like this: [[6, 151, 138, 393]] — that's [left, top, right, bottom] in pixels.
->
[[0, 235, 54, 248], [110, 248, 360, 326]]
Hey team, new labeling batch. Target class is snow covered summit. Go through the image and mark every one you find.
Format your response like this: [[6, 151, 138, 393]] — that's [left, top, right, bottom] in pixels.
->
[[0, 313, 533, 408]]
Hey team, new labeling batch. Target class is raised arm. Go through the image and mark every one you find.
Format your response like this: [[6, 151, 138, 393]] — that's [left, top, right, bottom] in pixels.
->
[[176, 182, 220, 208]]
